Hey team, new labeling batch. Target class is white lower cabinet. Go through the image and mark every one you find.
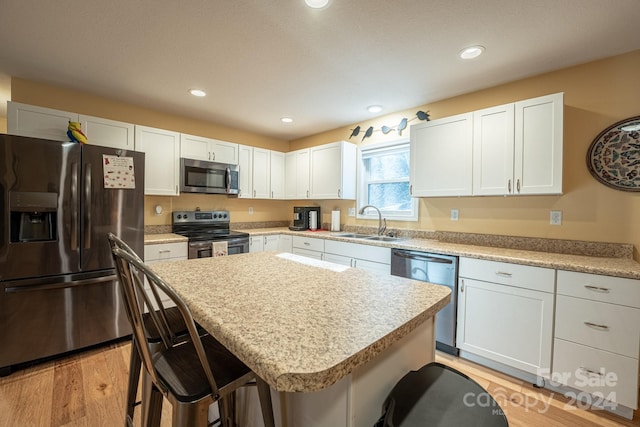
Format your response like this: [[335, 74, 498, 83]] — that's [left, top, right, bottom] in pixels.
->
[[143, 242, 188, 309], [278, 235, 292, 253], [323, 240, 390, 274], [552, 270, 640, 414], [292, 236, 324, 260], [249, 236, 264, 253], [456, 257, 555, 376]]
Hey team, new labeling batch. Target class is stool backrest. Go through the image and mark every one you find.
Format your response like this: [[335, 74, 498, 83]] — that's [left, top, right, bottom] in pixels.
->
[[109, 241, 220, 398]]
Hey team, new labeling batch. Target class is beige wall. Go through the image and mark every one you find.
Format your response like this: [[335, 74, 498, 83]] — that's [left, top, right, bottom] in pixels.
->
[[292, 50, 640, 257], [10, 51, 640, 257]]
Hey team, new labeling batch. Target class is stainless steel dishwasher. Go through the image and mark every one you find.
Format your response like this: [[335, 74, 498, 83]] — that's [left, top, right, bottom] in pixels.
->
[[391, 249, 459, 355]]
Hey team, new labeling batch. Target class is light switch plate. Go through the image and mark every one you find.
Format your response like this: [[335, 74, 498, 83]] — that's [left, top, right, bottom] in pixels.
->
[[249, 207, 254, 215], [550, 210, 562, 225], [348, 208, 356, 217], [450, 209, 459, 221]]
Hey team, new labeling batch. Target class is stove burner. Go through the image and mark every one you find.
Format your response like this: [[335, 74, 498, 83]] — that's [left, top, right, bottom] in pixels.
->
[[172, 210, 249, 241]]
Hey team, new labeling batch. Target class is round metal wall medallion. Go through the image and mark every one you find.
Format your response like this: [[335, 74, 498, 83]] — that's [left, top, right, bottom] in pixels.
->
[[586, 115, 640, 191]]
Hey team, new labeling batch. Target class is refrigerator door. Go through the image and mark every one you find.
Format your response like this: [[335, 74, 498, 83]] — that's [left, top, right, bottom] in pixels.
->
[[0, 270, 131, 371], [0, 135, 81, 281], [80, 145, 144, 272]]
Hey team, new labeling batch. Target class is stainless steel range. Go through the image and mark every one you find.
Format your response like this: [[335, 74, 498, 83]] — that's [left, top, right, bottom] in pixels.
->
[[172, 210, 249, 258]]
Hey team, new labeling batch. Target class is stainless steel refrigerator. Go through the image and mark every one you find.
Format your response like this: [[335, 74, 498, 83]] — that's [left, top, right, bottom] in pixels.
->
[[0, 134, 144, 375]]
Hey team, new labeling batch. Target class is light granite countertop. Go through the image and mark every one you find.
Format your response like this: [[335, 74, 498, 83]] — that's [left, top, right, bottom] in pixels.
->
[[243, 228, 640, 280], [150, 251, 451, 392], [144, 233, 188, 244]]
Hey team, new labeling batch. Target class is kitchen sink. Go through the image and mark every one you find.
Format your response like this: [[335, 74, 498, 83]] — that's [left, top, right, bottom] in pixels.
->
[[331, 233, 372, 238], [363, 235, 406, 242], [332, 233, 406, 242]]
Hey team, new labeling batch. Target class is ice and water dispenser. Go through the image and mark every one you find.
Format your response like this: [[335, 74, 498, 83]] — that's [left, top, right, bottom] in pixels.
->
[[9, 191, 58, 243]]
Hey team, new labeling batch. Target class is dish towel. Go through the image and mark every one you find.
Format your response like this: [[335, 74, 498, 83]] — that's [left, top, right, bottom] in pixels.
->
[[212, 241, 228, 257]]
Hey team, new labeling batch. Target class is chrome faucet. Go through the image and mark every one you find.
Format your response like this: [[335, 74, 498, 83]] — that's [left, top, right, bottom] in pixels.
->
[[359, 205, 387, 236]]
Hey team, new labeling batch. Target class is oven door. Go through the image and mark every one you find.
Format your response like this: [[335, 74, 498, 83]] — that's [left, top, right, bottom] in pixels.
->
[[188, 237, 249, 259]]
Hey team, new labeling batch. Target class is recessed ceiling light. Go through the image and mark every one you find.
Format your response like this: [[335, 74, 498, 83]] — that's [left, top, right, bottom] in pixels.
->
[[305, 0, 329, 9], [189, 89, 206, 97], [281, 117, 294, 124], [459, 45, 485, 60], [367, 105, 383, 113]]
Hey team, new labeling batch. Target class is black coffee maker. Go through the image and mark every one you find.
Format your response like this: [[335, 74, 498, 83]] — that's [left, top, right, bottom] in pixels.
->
[[289, 206, 321, 231]]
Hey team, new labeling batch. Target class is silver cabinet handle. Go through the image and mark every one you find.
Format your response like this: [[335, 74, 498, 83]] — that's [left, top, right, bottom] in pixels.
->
[[584, 321, 609, 330], [508, 179, 512, 193], [158, 250, 171, 254], [271, 191, 274, 198], [306, 190, 309, 198], [304, 242, 310, 246], [579, 367, 603, 377], [253, 190, 256, 198], [495, 271, 512, 278], [338, 189, 341, 198], [516, 179, 521, 193], [584, 285, 610, 293], [460, 279, 464, 293], [212, 152, 215, 161]]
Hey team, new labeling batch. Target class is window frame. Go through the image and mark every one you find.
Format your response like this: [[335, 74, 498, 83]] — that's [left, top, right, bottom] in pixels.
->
[[357, 139, 418, 222]]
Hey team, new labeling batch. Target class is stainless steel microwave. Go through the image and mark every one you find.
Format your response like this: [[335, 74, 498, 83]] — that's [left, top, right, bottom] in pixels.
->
[[180, 158, 239, 195]]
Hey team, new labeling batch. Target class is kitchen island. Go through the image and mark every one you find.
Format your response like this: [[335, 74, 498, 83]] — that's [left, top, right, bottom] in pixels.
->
[[151, 251, 451, 427]]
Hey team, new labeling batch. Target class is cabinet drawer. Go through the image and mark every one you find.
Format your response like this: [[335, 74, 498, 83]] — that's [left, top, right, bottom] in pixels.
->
[[557, 270, 640, 308], [324, 240, 390, 264], [555, 295, 640, 358], [552, 338, 638, 409], [292, 247, 323, 261], [292, 236, 325, 252], [459, 257, 555, 292], [144, 242, 188, 262]]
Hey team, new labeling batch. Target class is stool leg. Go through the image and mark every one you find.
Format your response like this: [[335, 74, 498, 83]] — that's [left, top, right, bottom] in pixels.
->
[[256, 377, 275, 427], [143, 384, 163, 427], [125, 338, 141, 426]]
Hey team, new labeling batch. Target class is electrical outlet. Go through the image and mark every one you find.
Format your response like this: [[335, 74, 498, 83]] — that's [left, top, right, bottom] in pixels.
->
[[550, 210, 562, 225], [450, 209, 459, 221], [348, 208, 356, 217], [248, 207, 254, 215]]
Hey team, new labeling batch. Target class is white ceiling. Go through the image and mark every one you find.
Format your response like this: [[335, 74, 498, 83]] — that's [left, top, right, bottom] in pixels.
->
[[1, 0, 639, 141]]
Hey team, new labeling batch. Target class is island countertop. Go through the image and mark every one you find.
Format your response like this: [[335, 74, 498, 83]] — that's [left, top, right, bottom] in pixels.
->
[[150, 251, 451, 392]]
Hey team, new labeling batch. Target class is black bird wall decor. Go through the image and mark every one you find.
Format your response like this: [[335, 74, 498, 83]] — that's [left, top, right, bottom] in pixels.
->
[[348, 111, 430, 141]]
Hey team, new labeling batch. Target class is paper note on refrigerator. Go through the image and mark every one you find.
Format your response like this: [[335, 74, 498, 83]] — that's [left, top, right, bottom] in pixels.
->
[[103, 155, 136, 189]]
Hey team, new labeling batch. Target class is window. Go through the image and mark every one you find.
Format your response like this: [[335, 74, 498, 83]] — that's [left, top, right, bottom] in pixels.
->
[[357, 141, 418, 221]]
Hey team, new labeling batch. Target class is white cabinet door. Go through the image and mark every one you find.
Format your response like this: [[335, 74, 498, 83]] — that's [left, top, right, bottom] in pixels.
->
[[472, 104, 515, 196], [7, 101, 78, 141], [134, 125, 180, 196], [285, 148, 310, 199], [238, 144, 253, 198], [323, 253, 352, 267], [180, 134, 239, 164], [249, 236, 264, 252], [514, 92, 563, 195], [309, 141, 357, 199], [279, 235, 293, 253], [410, 113, 473, 197], [80, 115, 134, 149], [252, 147, 271, 199], [270, 151, 285, 199], [263, 235, 280, 251], [456, 277, 554, 375], [180, 133, 210, 161]]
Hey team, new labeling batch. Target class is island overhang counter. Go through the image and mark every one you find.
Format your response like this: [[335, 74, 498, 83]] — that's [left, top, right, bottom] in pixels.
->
[[150, 251, 451, 426]]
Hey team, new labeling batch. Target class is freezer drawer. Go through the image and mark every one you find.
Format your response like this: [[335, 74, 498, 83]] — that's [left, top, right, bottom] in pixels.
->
[[0, 271, 131, 371]]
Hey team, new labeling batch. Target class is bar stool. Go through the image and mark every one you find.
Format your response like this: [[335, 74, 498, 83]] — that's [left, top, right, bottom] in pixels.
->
[[375, 362, 509, 426], [110, 245, 276, 427], [108, 233, 196, 426]]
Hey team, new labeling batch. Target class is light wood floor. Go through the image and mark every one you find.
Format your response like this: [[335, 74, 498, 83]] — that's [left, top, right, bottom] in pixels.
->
[[0, 341, 638, 426]]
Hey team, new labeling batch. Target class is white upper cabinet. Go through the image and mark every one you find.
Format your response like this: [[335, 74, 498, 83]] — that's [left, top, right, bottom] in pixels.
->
[[514, 92, 563, 195], [180, 133, 239, 165], [472, 104, 515, 195], [7, 101, 78, 141], [134, 125, 180, 196], [238, 144, 253, 199], [79, 114, 134, 150], [252, 147, 271, 199], [410, 112, 473, 197], [285, 148, 310, 199], [309, 141, 357, 199], [270, 150, 285, 199]]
